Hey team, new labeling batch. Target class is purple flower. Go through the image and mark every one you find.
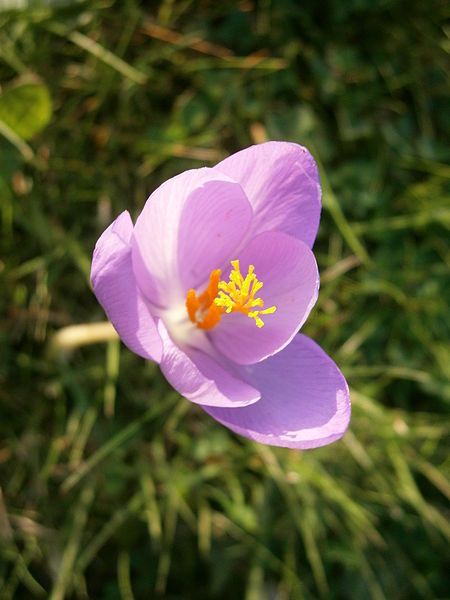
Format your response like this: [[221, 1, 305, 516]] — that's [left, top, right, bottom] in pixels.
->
[[91, 142, 350, 448]]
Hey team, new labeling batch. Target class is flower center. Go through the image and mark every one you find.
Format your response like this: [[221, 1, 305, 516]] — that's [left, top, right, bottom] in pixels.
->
[[185, 260, 277, 331]]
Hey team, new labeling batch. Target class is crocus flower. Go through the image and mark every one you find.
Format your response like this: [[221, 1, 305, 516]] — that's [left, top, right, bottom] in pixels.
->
[[91, 142, 350, 448]]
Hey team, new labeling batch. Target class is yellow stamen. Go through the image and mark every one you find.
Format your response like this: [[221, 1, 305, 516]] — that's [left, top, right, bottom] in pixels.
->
[[185, 260, 277, 330]]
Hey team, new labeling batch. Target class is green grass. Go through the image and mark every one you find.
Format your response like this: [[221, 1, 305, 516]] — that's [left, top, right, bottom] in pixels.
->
[[0, 0, 449, 598]]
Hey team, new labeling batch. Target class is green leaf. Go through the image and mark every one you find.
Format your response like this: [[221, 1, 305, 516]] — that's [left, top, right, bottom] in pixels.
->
[[0, 82, 52, 140]]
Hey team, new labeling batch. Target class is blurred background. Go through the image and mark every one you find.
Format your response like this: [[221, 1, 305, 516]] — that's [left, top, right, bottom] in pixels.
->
[[0, 1, 449, 598]]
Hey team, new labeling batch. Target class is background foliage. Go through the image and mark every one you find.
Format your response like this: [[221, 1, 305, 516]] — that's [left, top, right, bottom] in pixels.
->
[[1, 1, 449, 598]]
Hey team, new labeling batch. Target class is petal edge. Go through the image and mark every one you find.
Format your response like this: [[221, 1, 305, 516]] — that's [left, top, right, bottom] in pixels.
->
[[203, 334, 350, 449], [215, 141, 321, 248], [158, 321, 261, 408], [91, 211, 163, 363]]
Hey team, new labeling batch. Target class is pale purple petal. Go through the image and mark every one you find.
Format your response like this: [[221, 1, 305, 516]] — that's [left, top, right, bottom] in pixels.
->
[[203, 335, 350, 449], [132, 168, 252, 308], [209, 231, 319, 365], [214, 141, 321, 248], [91, 211, 163, 362], [158, 321, 261, 408]]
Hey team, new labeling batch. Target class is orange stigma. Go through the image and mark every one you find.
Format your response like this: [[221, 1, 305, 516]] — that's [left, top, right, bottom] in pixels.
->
[[185, 261, 277, 331], [185, 269, 223, 330]]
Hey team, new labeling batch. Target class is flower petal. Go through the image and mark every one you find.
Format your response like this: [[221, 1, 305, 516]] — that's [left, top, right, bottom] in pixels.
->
[[214, 141, 321, 248], [158, 321, 260, 408], [203, 335, 350, 449], [132, 168, 252, 308], [91, 211, 163, 362], [209, 230, 319, 365]]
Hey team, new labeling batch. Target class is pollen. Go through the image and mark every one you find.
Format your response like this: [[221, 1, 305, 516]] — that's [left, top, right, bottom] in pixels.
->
[[186, 260, 277, 330]]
